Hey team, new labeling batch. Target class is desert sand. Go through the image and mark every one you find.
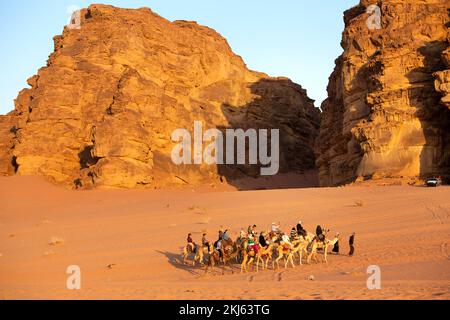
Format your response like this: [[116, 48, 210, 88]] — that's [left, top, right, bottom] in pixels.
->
[[0, 176, 449, 300]]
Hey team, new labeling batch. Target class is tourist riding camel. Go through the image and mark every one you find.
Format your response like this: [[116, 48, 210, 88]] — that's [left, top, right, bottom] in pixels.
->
[[259, 232, 268, 248], [281, 233, 293, 249], [290, 227, 298, 241], [296, 220, 307, 238], [187, 233, 195, 253], [307, 233, 340, 264], [247, 224, 257, 237], [316, 225, 325, 242], [248, 235, 259, 254], [202, 233, 211, 253], [214, 230, 224, 259], [271, 222, 281, 234]]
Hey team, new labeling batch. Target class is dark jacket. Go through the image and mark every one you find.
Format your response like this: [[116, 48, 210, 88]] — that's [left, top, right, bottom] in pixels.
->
[[349, 235, 355, 246], [316, 225, 323, 237], [259, 234, 268, 247]]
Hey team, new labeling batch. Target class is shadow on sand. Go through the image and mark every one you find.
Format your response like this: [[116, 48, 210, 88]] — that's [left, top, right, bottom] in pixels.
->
[[156, 250, 203, 276]]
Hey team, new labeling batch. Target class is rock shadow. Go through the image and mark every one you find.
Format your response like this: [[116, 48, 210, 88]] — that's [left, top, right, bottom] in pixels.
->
[[215, 78, 320, 190]]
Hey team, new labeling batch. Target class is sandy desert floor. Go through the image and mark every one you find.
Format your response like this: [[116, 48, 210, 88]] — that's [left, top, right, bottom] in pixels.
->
[[0, 176, 449, 300]]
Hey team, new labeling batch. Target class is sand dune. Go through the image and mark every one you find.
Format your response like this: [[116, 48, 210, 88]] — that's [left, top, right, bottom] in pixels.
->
[[0, 176, 449, 300]]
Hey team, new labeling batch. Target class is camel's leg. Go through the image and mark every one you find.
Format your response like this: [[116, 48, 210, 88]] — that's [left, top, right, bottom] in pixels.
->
[[284, 254, 294, 269], [205, 257, 211, 274], [200, 252, 205, 266], [222, 259, 226, 275], [274, 254, 283, 269], [307, 250, 313, 264], [241, 255, 247, 273], [182, 247, 188, 264], [299, 249, 303, 265], [324, 247, 328, 264], [247, 257, 254, 272], [289, 255, 295, 268]]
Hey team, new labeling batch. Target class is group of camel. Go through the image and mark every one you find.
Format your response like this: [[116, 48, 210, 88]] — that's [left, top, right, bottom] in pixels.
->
[[182, 228, 339, 274]]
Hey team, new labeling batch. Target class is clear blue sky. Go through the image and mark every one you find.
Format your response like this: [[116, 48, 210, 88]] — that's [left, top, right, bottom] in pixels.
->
[[0, 0, 359, 115]]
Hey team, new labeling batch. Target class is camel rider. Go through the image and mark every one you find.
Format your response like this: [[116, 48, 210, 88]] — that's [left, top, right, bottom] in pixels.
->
[[202, 233, 210, 251], [247, 225, 257, 237], [296, 221, 307, 238], [316, 225, 325, 242], [218, 229, 224, 240], [259, 232, 268, 248], [187, 233, 195, 252], [281, 233, 293, 250], [248, 235, 259, 254], [222, 229, 231, 242], [214, 238, 223, 258], [237, 229, 246, 245], [271, 222, 281, 234], [214, 229, 224, 258], [290, 227, 298, 241]]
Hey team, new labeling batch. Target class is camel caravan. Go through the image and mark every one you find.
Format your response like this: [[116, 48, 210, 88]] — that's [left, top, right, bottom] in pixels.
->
[[182, 222, 346, 274]]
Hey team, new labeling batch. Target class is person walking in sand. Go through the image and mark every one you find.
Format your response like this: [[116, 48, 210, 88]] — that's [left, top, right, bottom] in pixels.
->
[[349, 232, 355, 256]]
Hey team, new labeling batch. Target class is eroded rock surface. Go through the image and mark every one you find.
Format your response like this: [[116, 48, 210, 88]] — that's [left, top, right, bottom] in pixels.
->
[[0, 5, 320, 189], [316, 0, 450, 186]]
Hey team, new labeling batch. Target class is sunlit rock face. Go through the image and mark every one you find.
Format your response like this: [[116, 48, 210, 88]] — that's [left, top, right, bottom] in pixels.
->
[[315, 0, 450, 186], [0, 4, 320, 189]]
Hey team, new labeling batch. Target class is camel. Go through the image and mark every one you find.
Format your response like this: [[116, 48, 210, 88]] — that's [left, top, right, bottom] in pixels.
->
[[205, 239, 237, 274], [290, 238, 310, 265], [240, 245, 258, 273], [255, 243, 274, 272], [306, 233, 339, 264], [235, 235, 248, 263], [272, 242, 296, 269], [182, 243, 211, 266]]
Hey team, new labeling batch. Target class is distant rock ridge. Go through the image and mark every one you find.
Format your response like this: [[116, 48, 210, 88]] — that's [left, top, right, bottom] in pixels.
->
[[315, 0, 450, 186], [0, 4, 320, 189]]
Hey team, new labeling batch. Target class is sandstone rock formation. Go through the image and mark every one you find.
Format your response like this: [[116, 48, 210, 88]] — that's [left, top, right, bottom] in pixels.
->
[[0, 5, 320, 189], [316, 0, 450, 186]]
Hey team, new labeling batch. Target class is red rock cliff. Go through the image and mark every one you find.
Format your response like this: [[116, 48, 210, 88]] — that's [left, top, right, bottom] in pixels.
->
[[0, 4, 320, 189], [315, 0, 450, 186]]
